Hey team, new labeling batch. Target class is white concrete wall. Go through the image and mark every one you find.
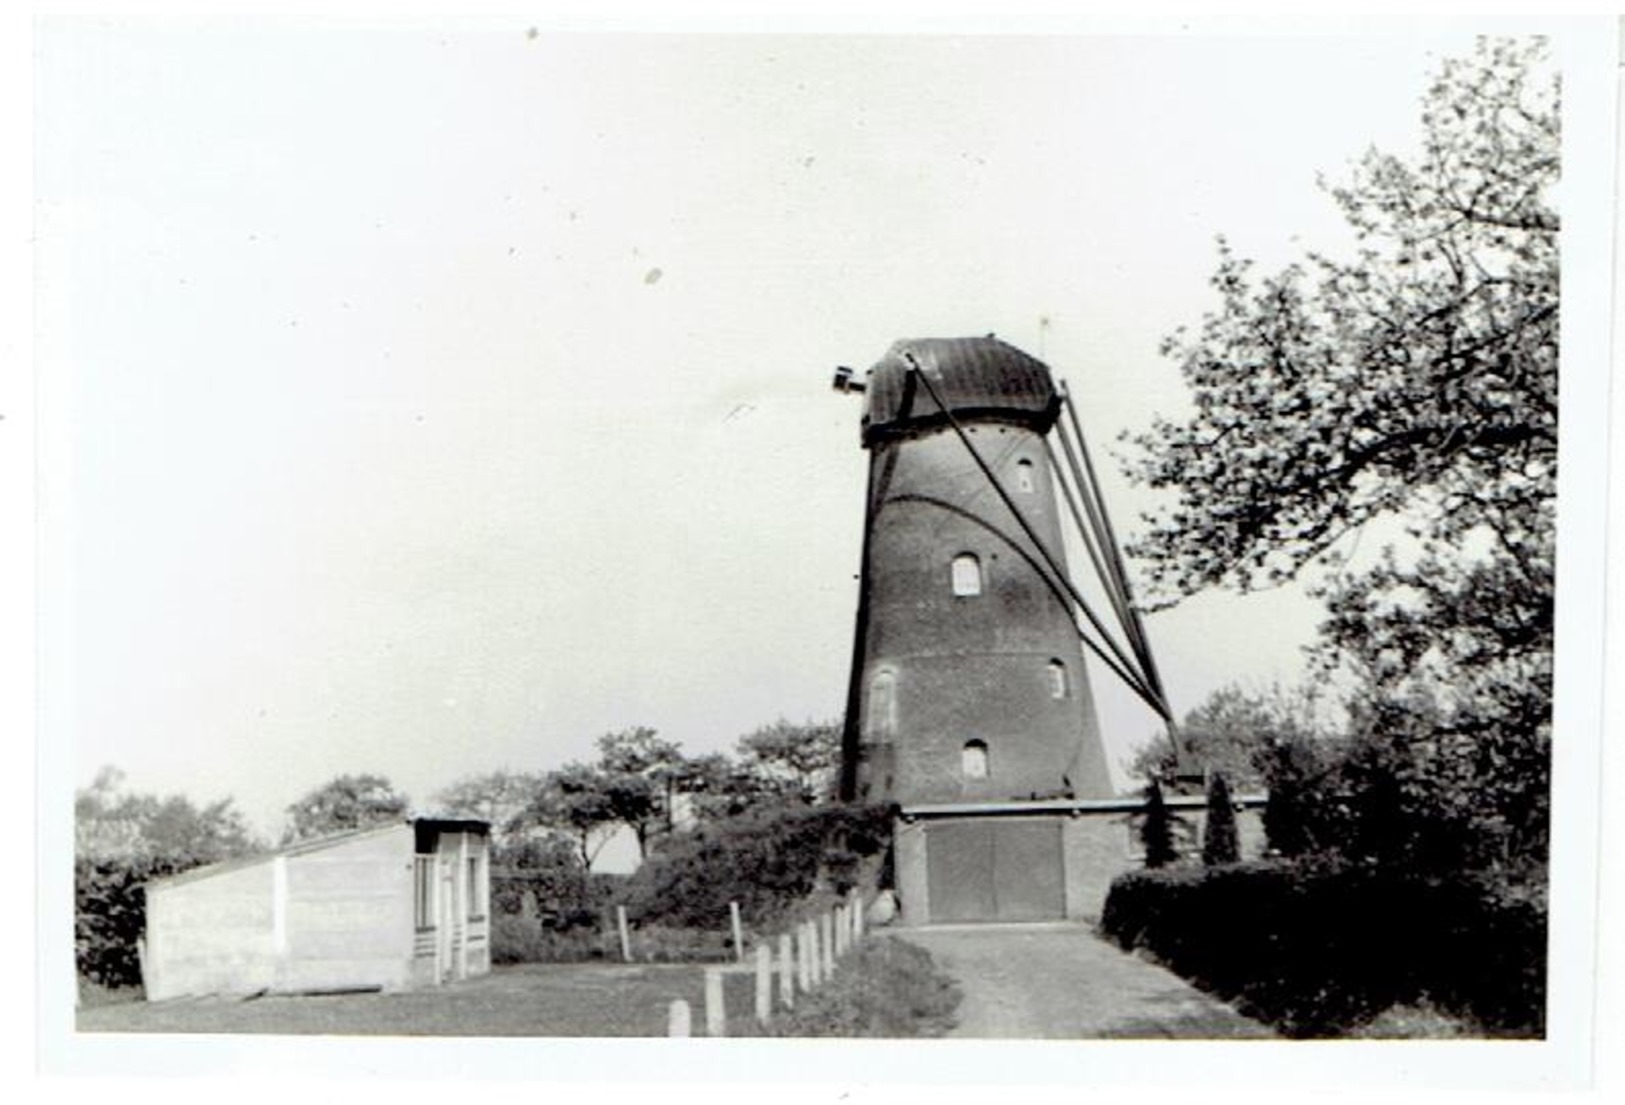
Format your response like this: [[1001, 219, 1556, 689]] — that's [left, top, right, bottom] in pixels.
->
[[144, 858, 279, 1000], [281, 825, 415, 992]]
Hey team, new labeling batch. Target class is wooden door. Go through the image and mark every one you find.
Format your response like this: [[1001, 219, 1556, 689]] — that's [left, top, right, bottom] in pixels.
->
[[924, 818, 1064, 923], [992, 820, 1064, 921], [925, 820, 996, 922]]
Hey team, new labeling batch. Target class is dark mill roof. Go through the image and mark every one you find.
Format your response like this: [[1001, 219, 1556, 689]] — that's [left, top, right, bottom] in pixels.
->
[[861, 336, 1061, 447]]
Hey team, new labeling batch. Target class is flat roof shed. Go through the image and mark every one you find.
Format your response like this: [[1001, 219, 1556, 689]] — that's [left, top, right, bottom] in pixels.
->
[[141, 817, 490, 1001]]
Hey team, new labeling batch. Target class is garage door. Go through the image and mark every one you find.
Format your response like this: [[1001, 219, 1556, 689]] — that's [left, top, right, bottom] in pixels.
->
[[924, 818, 1064, 923]]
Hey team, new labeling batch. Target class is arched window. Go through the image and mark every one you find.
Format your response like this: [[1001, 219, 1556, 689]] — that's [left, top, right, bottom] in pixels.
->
[[961, 740, 989, 779], [1015, 458, 1035, 493], [1048, 659, 1068, 699], [951, 553, 982, 596], [865, 671, 896, 740]]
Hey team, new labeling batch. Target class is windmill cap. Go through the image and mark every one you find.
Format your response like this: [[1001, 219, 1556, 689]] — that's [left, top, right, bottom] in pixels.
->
[[860, 336, 1062, 447]]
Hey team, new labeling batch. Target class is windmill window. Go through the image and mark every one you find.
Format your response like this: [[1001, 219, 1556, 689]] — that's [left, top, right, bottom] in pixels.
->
[[961, 740, 989, 779], [1015, 458, 1036, 493], [1048, 659, 1069, 699], [866, 671, 897, 740], [951, 553, 982, 596]]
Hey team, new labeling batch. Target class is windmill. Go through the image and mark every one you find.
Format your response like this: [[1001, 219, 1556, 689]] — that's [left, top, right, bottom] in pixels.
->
[[830, 336, 1183, 925]]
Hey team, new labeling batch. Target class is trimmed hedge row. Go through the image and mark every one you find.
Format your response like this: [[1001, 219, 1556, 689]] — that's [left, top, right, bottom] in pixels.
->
[[1099, 859, 1546, 1038]]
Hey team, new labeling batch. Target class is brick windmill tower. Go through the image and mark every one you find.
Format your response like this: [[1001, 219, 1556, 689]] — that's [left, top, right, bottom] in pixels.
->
[[832, 336, 1176, 925]]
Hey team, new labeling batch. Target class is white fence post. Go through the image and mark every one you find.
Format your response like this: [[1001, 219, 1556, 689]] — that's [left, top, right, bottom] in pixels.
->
[[777, 933, 795, 1009], [754, 944, 772, 1024], [821, 911, 835, 979], [813, 918, 827, 983], [851, 889, 864, 941], [798, 922, 814, 991], [616, 904, 632, 963], [834, 904, 848, 955], [668, 998, 691, 1037], [730, 900, 745, 963], [704, 967, 726, 1037]]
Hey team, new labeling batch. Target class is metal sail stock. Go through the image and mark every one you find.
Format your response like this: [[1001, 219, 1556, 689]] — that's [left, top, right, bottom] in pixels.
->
[[905, 357, 1174, 729]]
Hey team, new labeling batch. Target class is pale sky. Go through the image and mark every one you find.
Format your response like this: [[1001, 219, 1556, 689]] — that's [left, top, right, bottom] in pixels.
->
[[38, 22, 1550, 839]]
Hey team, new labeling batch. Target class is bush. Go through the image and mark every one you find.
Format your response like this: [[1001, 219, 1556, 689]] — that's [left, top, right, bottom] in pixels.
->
[[491, 836, 617, 920], [1139, 781, 1179, 868], [1099, 858, 1546, 1038], [494, 804, 893, 964], [488, 863, 631, 964], [624, 804, 891, 931], [75, 856, 195, 989], [1201, 774, 1240, 866], [489, 915, 616, 964], [749, 937, 961, 1037], [1347, 1001, 1477, 1039]]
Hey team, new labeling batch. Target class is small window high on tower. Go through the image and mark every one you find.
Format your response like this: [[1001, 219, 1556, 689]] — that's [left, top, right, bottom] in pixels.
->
[[866, 671, 897, 740], [961, 740, 989, 779], [1015, 458, 1035, 493], [951, 553, 982, 596], [1048, 659, 1069, 699]]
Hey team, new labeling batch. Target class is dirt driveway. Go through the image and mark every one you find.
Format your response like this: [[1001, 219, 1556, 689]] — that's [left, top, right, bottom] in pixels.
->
[[896, 923, 1274, 1039]]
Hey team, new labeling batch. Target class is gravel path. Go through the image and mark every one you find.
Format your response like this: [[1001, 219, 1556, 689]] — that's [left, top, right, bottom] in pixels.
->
[[896, 923, 1275, 1039]]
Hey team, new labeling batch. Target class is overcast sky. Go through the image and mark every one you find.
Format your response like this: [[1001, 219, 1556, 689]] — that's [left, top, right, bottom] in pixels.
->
[[39, 21, 1553, 839]]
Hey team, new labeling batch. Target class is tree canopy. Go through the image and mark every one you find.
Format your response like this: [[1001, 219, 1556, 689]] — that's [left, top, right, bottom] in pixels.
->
[[431, 769, 548, 851], [1132, 683, 1322, 792], [506, 718, 846, 868], [1127, 37, 1556, 610], [734, 717, 841, 805], [1123, 38, 1556, 871], [282, 773, 410, 843], [75, 766, 260, 864]]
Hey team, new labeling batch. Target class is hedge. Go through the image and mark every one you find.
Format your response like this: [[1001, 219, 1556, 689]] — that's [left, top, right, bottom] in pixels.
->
[[1099, 858, 1546, 1037], [624, 803, 891, 930]]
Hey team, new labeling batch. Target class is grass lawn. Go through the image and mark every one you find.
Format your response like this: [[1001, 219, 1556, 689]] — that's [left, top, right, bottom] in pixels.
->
[[75, 961, 761, 1037]]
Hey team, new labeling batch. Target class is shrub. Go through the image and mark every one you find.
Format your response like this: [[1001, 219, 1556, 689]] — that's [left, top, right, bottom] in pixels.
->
[[1201, 773, 1240, 866], [489, 915, 615, 964], [75, 855, 194, 989], [1099, 858, 1546, 1037], [491, 836, 619, 931], [488, 864, 629, 964], [624, 803, 891, 931], [1139, 781, 1179, 868], [749, 937, 961, 1037], [1347, 1001, 1477, 1039]]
